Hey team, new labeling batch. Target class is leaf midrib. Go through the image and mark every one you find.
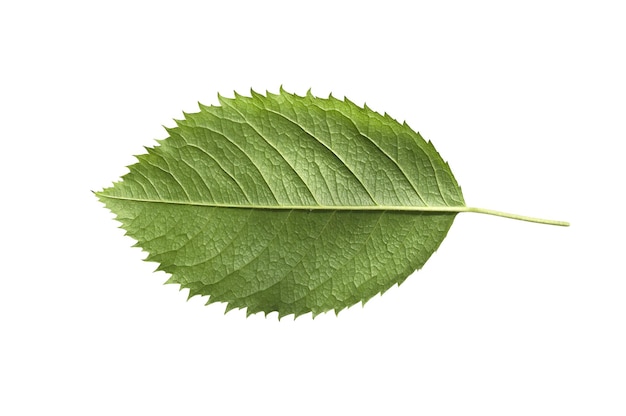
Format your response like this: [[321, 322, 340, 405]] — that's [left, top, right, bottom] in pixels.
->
[[96, 192, 569, 226], [96, 193, 464, 212]]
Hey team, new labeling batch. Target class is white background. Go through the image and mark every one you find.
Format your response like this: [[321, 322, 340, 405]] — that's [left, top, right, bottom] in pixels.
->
[[1, 1, 624, 414]]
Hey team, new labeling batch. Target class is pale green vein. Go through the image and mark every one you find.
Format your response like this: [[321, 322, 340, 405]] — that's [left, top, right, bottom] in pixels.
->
[[183, 142, 252, 203], [262, 106, 378, 205], [219, 98, 321, 205], [243, 210, 339, 307], [287, 210, 386, 310], [304, 99, 431, 206], [183, 123, 280, 204], [95, 193, 569, 226]]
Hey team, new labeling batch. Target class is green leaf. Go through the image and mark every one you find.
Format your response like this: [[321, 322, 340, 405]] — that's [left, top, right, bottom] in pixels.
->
[[96, 88, 568, 318]]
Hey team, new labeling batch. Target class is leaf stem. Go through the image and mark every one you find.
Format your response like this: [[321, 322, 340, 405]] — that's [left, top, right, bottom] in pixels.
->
[[462, 207, 569, 226]]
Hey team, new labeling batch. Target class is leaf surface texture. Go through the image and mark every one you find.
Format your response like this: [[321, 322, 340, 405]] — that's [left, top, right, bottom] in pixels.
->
[[97, 89, 465, 317]]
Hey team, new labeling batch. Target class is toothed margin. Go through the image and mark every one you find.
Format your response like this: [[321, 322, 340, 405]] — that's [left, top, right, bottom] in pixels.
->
[[95, 87, 461, 319]]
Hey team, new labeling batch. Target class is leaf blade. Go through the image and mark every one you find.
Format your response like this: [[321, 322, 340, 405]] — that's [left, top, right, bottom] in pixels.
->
[[98, 89, 466, 317]]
